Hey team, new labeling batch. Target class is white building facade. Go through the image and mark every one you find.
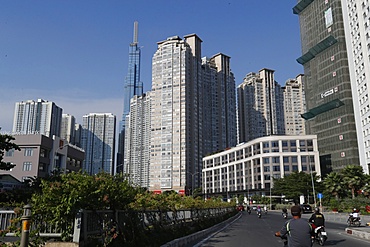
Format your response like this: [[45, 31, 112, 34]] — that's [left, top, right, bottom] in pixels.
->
[[237, 69, 285, 143], [61, 114, 76, 145], [202, 135, 320, 198], [12, 99, 62, 138], [282, 74, 307, 135], [342, 0, 370, 174], [81, 113, 116, 175], [124, 93, 151, 188]]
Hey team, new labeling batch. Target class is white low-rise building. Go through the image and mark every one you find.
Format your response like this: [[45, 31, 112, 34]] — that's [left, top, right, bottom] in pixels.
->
[[202, 135, 320, 200]]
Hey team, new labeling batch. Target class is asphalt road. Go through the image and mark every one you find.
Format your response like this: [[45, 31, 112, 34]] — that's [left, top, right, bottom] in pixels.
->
[[195, 211, 370, 247]]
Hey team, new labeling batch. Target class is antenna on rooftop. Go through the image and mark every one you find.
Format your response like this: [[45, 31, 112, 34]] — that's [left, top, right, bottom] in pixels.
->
[[133, 21, 138, 45]]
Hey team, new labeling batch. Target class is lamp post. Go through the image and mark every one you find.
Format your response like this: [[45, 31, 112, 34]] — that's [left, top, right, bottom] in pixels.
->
[[269, 169, 272, 210], [20, 204, 32, 247], [187, 171, 200, 197], [308, 153, 317, 207], [297, 147, 317, 207]]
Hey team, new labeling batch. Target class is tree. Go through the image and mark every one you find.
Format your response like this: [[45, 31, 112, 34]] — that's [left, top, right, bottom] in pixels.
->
[[341, 165, 365, 199], [361, 174, 370, 198], [323, 172, 345, 200], [0, 131, 21, 170], [272, 171, 320, 204]]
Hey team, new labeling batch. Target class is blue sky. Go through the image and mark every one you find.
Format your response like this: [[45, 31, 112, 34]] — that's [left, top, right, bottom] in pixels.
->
[[0, 0, 302, 132]]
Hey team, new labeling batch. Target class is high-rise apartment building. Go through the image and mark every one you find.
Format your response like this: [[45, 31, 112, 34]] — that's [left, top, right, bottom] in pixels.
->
[[124, 93, 151, 188], [61, 114, 76, 145], [150, 34, 237, 194], [294, 0, 360, 173], [12, 99, 62, 138], [237, 68, 285, 143], [150, 35, 202, 194], [117, 21, 144, 175], [282, 74, 307, 135], [202, 54, 237, 155], [81, 113, 116, 175], [341, 0, 370, 174]]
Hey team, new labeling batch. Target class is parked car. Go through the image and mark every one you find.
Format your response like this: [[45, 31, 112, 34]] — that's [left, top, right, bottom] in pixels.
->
[[252, 205, 257, 211], [300, 204, 313, 213], [236, 205, 245, 211]]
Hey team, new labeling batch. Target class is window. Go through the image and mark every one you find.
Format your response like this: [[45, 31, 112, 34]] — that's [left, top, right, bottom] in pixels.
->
[[272, 157, 280, 163], [23, 162, 32, 171], [24, 148, 33, 157], [5, 149, 14, 157]]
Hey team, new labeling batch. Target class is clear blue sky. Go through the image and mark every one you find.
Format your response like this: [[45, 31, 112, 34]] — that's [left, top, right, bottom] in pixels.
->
[[0, 0, 302, 132]]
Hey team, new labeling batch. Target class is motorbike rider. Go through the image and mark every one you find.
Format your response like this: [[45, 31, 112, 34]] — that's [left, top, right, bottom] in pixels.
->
[[349, 208, 360, 223], [282, 207, 288, 217], [275, 205, 313, 247], [309, 207, 325, 229], [257, 205, 262, 215]]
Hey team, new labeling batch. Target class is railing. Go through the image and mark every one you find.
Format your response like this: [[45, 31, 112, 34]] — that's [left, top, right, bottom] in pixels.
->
[[1, 207, 235, 245]]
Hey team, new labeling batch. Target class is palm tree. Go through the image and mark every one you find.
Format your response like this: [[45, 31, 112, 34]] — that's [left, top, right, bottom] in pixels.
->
[[323, 172, 344, 200], [361, 174, 370, 198], [341, 165, 365, 199]]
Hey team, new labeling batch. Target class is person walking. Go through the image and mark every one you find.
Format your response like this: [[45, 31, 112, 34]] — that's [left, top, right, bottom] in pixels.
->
[[275, 205, 313, 247]]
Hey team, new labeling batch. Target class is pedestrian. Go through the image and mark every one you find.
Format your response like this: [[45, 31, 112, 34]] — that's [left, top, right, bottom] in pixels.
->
[[275, 205, 313, 247]]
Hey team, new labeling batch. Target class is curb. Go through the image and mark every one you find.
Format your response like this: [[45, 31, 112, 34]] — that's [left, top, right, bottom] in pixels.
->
[[345, 228, 370, 241], [161, 212, 241, 247]]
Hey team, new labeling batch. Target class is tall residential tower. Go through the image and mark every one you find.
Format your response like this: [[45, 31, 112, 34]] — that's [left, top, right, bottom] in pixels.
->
[[149, 34, 237, 194], [237, 69, 285, 143], [12, 99, 62, 138], [81, 113, 116, 175], [282, 74, 306, 136], [341, 0, 370, 174]]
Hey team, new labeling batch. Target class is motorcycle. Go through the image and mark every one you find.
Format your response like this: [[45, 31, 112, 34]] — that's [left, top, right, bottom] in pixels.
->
[[282, 212, 288, 219], [257, 210, 262, 218], [312, 226, 327, 246], [347, 216, 361, 227], [247, 208, 251, 215]]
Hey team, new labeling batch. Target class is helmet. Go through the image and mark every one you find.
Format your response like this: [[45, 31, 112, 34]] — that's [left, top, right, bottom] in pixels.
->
[[353, 208, 357, 212], [314, 207, 320, 213]]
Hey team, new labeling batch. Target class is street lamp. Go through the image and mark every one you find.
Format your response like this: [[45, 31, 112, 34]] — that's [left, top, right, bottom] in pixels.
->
[[308, 153, 317, 207], [187, 171, 200, 197], [269, 169, 272, 210], [299, 147, 317, 207]]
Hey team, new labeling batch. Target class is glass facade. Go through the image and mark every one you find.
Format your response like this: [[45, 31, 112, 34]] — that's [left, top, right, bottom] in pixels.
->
[[295, 0, 360, 172]]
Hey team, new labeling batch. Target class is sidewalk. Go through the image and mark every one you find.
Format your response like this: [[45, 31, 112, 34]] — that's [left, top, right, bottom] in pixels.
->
[[303, 211, 370, 241]]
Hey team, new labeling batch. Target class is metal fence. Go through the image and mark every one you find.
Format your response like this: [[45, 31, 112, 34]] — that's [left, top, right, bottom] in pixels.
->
[[1, 207, 235, 244]]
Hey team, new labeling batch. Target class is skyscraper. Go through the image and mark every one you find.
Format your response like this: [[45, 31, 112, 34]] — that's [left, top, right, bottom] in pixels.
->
[[341, 0, 370, 174], [81, 113, 116, 175], [202, 54, 237, 155], [150, 35, 202, 193], [237, 68, 285, 143], [124, 92, 151, 188], [117, 21, 144, 174], [282, 74, 306, 135], [149, 34, 237, 194], [294, 0, 360, 173], [12, 99, 62, 138], [61, 114, 76, 144]]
